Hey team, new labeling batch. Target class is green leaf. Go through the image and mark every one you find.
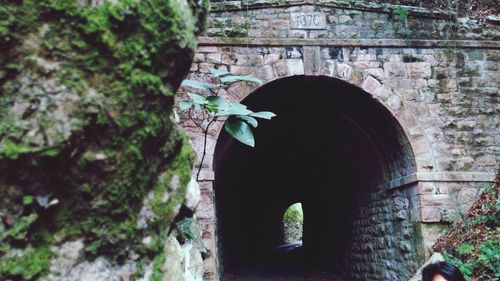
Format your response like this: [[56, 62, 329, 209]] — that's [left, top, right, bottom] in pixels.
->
[[220, 75, 263, 85], [216, 106, 253, 116], [179, 100, 193, 110], [457, 243, 474, 255], [251, 111, 276, 119], [205, 96, 230, 113], [238, 115, 258, 128], [206, 96, 230, 108], [193, 103, 203, 112], [225, 119, 255, 147], [209, 68, 230, 77], [215, 101, 252, 116], [228, 102, 248, 111], [23, 196, 34, 205], [187, 93, 208, 105], [181, 79, 213, 90], [41, 148, 59, 157]]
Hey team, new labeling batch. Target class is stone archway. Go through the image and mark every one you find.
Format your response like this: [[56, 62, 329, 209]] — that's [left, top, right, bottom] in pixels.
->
[[213, 76, 424, 281], [182, 3, 499, 280]]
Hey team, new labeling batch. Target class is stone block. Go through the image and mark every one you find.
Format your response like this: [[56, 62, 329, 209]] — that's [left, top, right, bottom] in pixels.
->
[[322, 59, 336, 77], [199, 63, 215, 73], [184, 178, 201, 211], [362, 75, 382, 94], [356, 54, 377, 61], [198, 181, 213, 192], [247, 54, 265, 66], [197, 46, 218, 53], [388, 54, 403, 62], [457, 188, 480, 214], [289, 30, 307, 38], [257, 64, 275, 81], [354, 61, 371, 69], [274, 59, 289, 77], [423, 55, 437, 66], [230, 65, 254, 75], [195, 192, 214, 220], [337, 63, 353, 80], [206, 53, 222, 64], [420, 194, 454, 209], [286, 59, 305, 75], [384, 62, 407, 78], [407, 62, 432, 79], [264, 53, 281, 65], [193, 53, 205, 63], [364, 68, 385, 80], [234, 54, 249, 65], [335, 25, 359, 38], [387, 94, 402, 111], [285, 47, 303, 59], [373, 84, 392, 100], [215, 64, 229, 73]]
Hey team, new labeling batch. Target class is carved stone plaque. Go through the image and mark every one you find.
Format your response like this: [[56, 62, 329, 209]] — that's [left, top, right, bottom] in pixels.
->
[[290, 12, 327, 30]]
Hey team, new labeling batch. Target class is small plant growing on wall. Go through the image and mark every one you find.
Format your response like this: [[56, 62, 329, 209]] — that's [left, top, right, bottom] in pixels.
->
[[179, 68, 275, 179]]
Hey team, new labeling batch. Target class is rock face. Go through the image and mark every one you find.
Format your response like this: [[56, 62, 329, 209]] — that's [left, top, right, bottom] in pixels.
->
[[0, 0, 208, 280]]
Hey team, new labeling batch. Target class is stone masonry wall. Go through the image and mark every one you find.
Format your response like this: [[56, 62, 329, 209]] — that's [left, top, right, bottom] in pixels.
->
[[178, 1, 499, 280], [207, 0, 499, 41], [347, 183, 423, 281]]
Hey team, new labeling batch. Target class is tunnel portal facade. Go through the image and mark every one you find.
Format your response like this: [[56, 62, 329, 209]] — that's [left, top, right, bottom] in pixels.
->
[[213, 76, 423, 281], [178, 1, 500, 280]]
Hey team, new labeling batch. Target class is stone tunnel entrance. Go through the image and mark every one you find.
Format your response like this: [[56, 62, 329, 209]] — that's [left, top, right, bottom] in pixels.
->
[[213, 76, 424, 281]]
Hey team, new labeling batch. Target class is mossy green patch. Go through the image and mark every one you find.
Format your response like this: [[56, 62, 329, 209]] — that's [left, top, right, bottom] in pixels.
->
[[0, 140, 33, 160], [151, 250, 167, 281], [0, 214, 38, 241], [0, 0, 207, 279], [0, 245, 53, 280], [151, 136, 194, 227], [208, 19, 250, 38]]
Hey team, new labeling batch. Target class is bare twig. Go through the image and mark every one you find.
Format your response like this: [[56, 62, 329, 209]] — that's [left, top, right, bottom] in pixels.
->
[[196, 117, 217, 181], [188, 108, 206, 131]]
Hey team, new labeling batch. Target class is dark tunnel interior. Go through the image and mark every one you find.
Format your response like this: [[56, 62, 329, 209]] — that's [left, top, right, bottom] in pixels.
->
[[214, 76, 416, 280]]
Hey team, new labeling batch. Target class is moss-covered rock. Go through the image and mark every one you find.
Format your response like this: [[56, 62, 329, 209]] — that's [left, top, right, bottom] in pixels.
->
[[0, 0, 208, 280]]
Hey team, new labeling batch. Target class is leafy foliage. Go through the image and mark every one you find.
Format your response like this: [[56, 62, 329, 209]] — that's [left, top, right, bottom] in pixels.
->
[[434, 179, 500, 281], [0, 245, 53, 280], [180, 67, 275, 148], [179, 68, 275, 180], [373, 0, 498, 21], [393, 6, 409, 22], [283, 203, 303, 244]]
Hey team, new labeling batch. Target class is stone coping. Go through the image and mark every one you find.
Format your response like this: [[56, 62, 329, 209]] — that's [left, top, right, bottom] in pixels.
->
[[197, 169, 496, 187], [388, 172, 497, 190], [210, 0, 457, 20], [197, 37, 500, 49]]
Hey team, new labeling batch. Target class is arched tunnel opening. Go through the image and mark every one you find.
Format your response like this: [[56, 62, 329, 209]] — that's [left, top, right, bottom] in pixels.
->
[[214, 76, 422, 280]]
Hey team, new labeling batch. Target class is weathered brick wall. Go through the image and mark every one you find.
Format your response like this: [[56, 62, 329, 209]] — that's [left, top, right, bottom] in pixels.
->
[[178, 1, 499, 280]]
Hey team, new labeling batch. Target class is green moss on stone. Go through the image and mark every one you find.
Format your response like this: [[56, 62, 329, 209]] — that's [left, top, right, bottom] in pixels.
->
[[1, 214, 38, 241], [0, 0, 207, 278], [151, 136, 194, 227], [151, 250, 167, 281], [209, 19, 250, 38], [0, 245, 53, 280], [0, 140, 36, 160]]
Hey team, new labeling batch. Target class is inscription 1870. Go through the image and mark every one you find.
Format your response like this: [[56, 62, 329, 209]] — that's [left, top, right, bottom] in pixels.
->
[[290, 12, 327, 30]]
